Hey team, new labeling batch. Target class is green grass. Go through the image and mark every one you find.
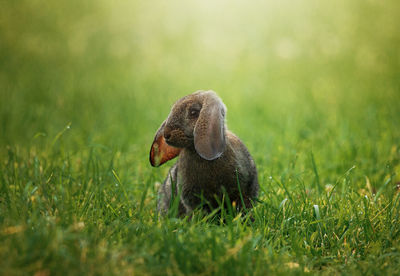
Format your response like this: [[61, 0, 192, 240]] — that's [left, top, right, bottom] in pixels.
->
[[1, 0, 400, 275]]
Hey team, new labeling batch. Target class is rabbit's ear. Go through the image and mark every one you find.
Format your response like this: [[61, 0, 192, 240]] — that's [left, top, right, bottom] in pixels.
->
[[194, 92, 226, 160], [150, 120, 181, 167]]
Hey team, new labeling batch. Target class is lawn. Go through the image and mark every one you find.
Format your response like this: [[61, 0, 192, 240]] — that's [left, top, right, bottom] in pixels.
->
[[1, 0, 400, 275]]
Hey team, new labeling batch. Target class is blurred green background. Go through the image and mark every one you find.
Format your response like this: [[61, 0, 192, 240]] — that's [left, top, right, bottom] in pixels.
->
[[1, 0, 399, 182], [1, 0, 400, 274]]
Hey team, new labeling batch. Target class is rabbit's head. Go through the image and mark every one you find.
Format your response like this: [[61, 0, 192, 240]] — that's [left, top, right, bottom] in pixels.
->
[[150, 90, 227, 167]]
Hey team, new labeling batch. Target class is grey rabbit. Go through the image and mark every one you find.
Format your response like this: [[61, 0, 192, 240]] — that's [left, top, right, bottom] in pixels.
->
[[150, 90, 258, 216]]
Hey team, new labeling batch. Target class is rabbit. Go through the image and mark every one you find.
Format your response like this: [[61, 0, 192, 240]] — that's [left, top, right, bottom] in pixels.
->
[[150, 90, 258, 216]]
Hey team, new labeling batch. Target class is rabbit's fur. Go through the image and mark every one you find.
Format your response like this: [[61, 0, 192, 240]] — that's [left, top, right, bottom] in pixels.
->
[[150, 90, 258, 216]]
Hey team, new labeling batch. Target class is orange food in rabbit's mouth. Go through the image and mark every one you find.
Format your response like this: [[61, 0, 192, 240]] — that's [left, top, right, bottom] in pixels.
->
[[150, 132, 181, 167]]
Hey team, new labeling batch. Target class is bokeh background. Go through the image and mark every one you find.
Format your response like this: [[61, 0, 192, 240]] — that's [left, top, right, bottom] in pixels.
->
[[1, 0, 400, 274], [1, 0, 399, 182]]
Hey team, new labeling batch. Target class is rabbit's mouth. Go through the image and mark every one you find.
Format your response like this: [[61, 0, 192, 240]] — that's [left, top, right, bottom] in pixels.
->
[[165, 135, 193, 148]]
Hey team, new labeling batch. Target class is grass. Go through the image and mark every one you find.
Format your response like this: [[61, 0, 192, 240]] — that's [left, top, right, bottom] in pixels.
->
[[1, 0, 400, 275]]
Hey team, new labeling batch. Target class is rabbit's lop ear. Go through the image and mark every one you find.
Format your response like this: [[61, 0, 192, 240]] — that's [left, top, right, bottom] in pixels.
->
[[194, 92, 226, 160], [150, 120, 181, 167]]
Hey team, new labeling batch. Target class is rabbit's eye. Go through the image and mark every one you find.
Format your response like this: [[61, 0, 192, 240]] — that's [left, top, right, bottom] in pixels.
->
[[189, 109, 200, 118]]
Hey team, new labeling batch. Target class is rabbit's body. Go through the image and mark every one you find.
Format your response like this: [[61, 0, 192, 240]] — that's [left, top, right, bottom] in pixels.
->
[[150, 91, 258, 216]]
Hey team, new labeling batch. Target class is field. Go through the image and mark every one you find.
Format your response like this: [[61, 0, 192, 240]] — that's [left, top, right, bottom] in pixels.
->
[[1, 0, 400, 275]]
